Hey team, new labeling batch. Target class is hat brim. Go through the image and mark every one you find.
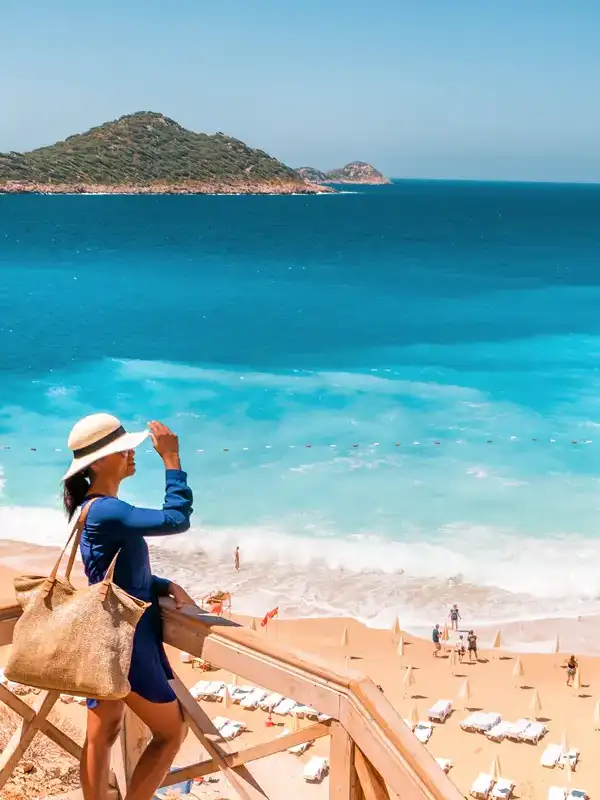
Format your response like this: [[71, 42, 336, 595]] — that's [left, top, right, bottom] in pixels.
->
[[62, 429, 149, 481]]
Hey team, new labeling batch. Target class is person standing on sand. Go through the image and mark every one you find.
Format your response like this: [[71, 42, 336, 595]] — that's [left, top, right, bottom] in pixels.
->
[[467, 630, 478, 662], [432, 624, 441, 657], [455, 634, 466, 663], [566, 655, 578, 687], [234, 546, 240, 571], [448, 604, 461, 631], [62, 414, 195, 800]]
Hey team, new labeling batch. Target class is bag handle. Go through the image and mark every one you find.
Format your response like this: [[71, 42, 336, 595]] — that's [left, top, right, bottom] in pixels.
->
[[42, 497, 100, 597]]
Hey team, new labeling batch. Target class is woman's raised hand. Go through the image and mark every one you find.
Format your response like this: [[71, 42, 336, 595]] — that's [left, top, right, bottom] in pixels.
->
[[148, 421, 181, 470]]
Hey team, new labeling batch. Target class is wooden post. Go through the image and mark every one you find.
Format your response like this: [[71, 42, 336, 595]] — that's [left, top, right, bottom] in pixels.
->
[[354, 747, 390, 800], [329, 721, 362, 800], [111, 707, 151, 798]]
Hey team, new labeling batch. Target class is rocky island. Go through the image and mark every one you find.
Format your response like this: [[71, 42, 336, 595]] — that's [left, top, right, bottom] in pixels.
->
[[0, 112, 331, 196], [297, 161, 391, 185]]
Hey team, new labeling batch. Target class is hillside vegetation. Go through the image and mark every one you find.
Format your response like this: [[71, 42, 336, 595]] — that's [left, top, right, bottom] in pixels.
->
[[0, 112, 312, 190]]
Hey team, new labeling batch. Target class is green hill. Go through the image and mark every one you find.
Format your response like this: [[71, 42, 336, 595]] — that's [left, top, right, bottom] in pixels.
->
[[0, 112, 324, 193]]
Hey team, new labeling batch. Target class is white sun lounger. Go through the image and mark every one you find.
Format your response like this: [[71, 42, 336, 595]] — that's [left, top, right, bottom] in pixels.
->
[[241, 688, 269, 710], [259, 692, 283, 711], [435, 758, 452, 773], [60, 694, 75, 704], [303, 756, 329, 783], [486, 721, 513, 742], [202, 681, 226, 701], [211, 716, 230, 732], [414, 722, 433, 744], [521, 721, 547, 744], [294, 704, 319, 719], [558, 749, 580, 769], [221, 721, 246, 740], [289, 740, 312, 755], [505, 718, 533, 741], [190, 680, 212, 700], [492, 778, 515, 800], [470, 773, 494, 799], [548, 788, 566, 800], [273, 698, 298, 716], [428, 699, 453, 722], [461, 712, 501, 733], [567, 791, 587, 800], [541, 744, 562, 768]]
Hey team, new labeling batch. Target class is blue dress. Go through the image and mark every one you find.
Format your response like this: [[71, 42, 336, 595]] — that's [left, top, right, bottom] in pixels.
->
[[80, 469, 193, 708]]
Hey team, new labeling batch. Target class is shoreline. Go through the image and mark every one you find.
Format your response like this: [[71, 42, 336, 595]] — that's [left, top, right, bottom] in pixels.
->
[[0, 180, 334, 196], [1, 537, 599, 656]]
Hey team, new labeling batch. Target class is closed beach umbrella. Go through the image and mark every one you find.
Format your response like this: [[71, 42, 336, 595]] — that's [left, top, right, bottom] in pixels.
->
[[594, 700, 600, 730], [231, 673, 238, 686], [441, 623, 450, 643], [408, 702, 419, 729], [529, 689, 542, 719], [490, 756, 502, 782], [341, 626, 349, 647], [492, 629, 502, 649], [250, 617, 257, 631], [560, 730, 569, 758], [223, 685, 231, 709], [290, 709, 299, 732], [564, 756, 572, 786], [458, 678, 471, 708], [512, 657, 524, 686], [397, 636, 405, 662], [553, 633, 560, 654], [449, 647, 457, 674], [403, 665, 415, 697], [392, 616, 401, 640]]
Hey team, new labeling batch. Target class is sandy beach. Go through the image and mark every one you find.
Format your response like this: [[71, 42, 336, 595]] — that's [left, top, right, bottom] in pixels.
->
[[0, 542, 597, 799]]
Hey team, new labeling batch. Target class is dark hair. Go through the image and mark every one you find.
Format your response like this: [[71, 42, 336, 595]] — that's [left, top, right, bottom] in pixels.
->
[[63, 468, 91, 520]]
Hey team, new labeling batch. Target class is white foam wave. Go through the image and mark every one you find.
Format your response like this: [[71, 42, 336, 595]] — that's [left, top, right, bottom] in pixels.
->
[[2, 505, 600, 629]]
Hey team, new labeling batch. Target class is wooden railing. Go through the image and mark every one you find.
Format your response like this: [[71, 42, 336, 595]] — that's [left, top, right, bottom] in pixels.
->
[[0, 600, 463, 800]]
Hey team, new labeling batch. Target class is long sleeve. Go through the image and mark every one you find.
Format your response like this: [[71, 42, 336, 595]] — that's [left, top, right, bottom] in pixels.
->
[[152, 575, 172, 596], [92, 469, 193, 538]]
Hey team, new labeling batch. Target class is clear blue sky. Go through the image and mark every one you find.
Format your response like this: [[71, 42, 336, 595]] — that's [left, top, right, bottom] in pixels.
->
[[1, 1, 599, 182]]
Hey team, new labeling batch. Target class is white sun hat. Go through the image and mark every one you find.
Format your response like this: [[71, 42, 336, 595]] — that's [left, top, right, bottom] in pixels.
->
[[62, 413, 149, 481]]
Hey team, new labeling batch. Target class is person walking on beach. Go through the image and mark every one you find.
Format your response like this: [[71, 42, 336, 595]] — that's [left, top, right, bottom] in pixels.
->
[[234, 546, 240, 571], [448, 604, 461, 631], [432, 624, 442, 657], [62, 414, 195, 800], [455, 634, 466, 663], [467, 630, 478, 662], [566, 655, 578, 687]]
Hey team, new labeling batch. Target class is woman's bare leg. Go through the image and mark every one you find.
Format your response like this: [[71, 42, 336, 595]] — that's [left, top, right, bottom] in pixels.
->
[[81, 701, 125, 800], [123, 693, 186, 800]]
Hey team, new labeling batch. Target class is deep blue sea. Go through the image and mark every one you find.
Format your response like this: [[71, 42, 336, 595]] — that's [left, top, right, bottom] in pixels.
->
[[2, 181, 600, 630]]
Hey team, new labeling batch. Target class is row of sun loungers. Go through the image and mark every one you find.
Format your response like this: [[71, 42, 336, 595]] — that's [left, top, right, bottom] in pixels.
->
[[189, 681, 331, 720], [471, 774, 516, 800], [460, 713, 546, 744]]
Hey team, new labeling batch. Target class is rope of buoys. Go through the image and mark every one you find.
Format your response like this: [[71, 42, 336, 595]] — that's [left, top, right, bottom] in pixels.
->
[[0, 437, 594, 453]]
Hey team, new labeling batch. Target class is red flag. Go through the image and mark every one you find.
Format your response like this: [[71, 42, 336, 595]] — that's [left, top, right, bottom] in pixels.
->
[[261, 607, 279, 627]]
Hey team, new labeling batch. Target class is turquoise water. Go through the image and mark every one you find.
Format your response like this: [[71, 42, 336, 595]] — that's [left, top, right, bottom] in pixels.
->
[[2, 181, 600, 627]]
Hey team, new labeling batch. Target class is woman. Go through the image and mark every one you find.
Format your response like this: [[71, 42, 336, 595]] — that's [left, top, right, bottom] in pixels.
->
[[62, 412, 195, 800], [566, 655, 578, 687]]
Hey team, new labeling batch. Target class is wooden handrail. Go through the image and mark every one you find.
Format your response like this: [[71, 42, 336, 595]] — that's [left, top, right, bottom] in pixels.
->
[[0, 600, 462, 800]]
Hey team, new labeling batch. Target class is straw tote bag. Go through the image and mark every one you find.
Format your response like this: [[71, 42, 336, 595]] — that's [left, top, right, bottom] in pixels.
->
[[5, 498, 150, 699]]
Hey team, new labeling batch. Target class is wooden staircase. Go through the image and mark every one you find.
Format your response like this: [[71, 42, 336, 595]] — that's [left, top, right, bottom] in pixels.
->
[[0, 600, 463, 800]]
